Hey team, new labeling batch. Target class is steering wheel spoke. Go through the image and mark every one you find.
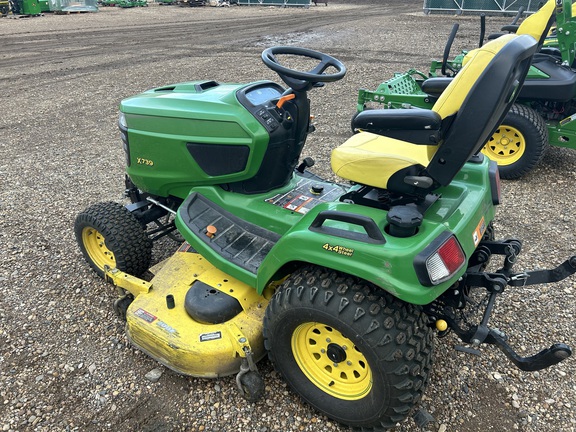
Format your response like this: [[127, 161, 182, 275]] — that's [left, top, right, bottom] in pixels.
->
[[310, 59, 331, 75]]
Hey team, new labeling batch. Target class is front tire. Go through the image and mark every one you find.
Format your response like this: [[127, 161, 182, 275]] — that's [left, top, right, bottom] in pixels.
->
[[482, 104, 548, 179], [74, 202, 153, 278], [263, 266, 433, 430]]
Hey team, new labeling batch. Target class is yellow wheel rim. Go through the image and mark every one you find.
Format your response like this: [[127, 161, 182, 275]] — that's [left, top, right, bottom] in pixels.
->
[[81, 227, 116, 271], [291, 322, 372, 400], [482, 125, 526, 166]]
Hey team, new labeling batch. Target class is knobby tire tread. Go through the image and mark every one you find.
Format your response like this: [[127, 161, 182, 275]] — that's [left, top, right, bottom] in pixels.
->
[[75, 201, 153, 277], [497, 104, 549, 179], [263, 265, 434, 432]]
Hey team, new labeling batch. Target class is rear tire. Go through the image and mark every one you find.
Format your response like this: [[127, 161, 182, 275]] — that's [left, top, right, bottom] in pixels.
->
[[74, 202, 152, 278], [483, 104, 548, 179], [263, 266, 433, 430]]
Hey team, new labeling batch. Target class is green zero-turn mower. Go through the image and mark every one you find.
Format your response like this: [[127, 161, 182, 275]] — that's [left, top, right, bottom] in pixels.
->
[[75, 33, 575, 430], [355, 0, 576, 180]]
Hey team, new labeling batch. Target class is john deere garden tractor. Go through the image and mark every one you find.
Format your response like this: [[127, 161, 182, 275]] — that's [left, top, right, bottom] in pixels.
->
[[75, 34, 574, 430], [355, 0, 576, 180]]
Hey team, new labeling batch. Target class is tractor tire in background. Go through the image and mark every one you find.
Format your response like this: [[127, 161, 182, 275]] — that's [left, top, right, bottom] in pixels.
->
[[74, 201, 153, 278], [263, 266, 433, 430], [482, 104, 549, 180]]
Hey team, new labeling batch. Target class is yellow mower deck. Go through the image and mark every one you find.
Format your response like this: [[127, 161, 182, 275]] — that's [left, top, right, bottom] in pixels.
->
[[106, 244, 272, 378]]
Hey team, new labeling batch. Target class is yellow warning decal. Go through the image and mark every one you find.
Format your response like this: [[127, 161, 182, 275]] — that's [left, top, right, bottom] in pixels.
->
[[472, 217, 487, 247]]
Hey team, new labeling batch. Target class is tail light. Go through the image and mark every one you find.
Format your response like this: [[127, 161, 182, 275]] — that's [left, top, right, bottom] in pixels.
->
[[489, 160, 501, 205], [414, 232, 466, 286]]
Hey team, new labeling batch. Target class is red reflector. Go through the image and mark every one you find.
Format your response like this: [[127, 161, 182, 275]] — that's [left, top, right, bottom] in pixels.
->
[[494, 167, 501, 203], [438, 236, 465, 273]]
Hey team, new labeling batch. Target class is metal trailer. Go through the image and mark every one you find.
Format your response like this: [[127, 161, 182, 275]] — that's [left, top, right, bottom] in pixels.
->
[[423, 0, 540, 15]]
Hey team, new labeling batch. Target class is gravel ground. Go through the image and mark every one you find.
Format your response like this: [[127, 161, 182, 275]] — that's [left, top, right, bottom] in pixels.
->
[[1, 1, 575, 431]]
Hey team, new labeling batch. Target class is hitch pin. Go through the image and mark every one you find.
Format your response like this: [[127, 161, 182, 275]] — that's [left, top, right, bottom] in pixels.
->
[[510, 272, 529, 286]]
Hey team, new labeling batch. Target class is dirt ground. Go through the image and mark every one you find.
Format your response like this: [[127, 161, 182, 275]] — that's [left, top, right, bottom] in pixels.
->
[[1, 1, 575, 431]]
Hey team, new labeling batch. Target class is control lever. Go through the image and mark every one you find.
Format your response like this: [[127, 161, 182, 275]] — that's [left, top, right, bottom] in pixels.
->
[[297, 157, 315, 173]]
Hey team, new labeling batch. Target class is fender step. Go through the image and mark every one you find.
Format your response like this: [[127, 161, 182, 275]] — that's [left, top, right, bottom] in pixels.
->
[[178, 192, 280, 274]]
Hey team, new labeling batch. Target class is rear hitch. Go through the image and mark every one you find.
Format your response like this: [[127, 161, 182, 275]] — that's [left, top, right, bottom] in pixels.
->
[[430, 240, 575, 371], [486, 330, 571, 371]]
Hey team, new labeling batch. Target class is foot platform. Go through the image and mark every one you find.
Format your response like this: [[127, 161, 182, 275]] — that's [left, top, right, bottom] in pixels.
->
[[178, 192, 280, 274]]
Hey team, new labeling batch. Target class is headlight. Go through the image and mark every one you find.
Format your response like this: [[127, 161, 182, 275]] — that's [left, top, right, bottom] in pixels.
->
[[118, 112, 128, 129], [118, 112, 130, 167]]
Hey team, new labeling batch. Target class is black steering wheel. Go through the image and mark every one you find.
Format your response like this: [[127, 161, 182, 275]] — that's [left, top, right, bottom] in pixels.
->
[[261, 46, 346, 91]]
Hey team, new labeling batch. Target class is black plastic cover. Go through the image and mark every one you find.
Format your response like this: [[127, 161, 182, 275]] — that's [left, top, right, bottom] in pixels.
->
[[187, 143, 250, 176], [518, 57, 576, 102], [185, 280, 243, 324]]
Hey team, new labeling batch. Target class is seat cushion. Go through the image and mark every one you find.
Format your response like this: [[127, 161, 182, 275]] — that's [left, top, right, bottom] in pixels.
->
[[331, 132, 434, 189]]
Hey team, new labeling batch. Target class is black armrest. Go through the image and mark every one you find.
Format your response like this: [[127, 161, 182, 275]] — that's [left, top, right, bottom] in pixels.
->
[[421, 77, 453, 97], [352, 109, 443, 144], [487, 32, 505, 40], [501, 24, 520, 33]]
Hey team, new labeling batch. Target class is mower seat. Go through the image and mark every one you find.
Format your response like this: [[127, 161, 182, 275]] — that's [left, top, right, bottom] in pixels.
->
[[332, 34, 537, 195], [416, 0, 556, 100], [487, 0, 556, 45]]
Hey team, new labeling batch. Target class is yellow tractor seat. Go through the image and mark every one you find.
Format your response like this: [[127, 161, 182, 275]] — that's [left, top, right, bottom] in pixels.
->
[[332, 34, 537, 196], [516, 0, 556, 46], [417, 0, 555, 100], [487, 0, 556, 46]]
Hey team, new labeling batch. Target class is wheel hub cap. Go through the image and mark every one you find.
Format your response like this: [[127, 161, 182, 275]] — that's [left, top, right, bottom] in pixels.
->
[[483, 125, 526, 166], [326, 343, 347, 364]]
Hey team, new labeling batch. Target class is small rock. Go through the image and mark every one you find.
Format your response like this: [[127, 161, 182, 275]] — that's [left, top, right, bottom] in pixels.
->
[[438, 424, 447, 432], [145, 368, 163, 383]]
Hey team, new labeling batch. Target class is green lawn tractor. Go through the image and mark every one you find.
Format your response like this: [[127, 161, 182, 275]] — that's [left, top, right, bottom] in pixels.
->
[[75, 35, 575, 430], [8, 0, 42, 14], [355, 0, 576, 180]]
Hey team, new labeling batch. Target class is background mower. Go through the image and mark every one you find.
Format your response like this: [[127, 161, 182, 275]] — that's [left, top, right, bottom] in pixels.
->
[[75, 34, 575, 430], [355, 0, 576, 180]]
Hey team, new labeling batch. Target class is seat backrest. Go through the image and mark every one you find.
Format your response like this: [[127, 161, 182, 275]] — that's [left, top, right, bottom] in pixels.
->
[[516, 0, 556, 48], [426, 34, 537, 186], [458, 1, 554, 76]]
